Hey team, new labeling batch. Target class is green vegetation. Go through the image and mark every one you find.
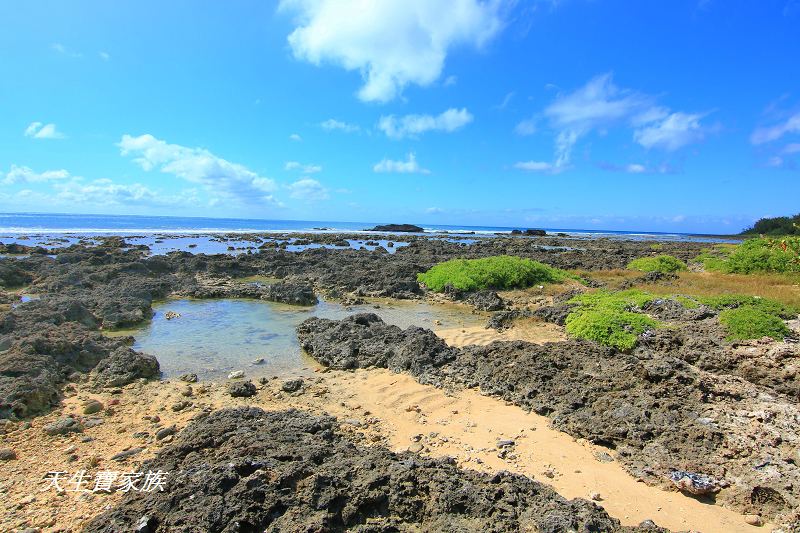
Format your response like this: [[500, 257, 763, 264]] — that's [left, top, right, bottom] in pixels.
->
[[565, 289, 658, 351], [741, 213, 800, 236], [562, 288, 796, 347], [417, 255, 571, 293], [696, 294, 798, 319], [718, 307, 791, 341], [698, 238, 800, 274], [627, 254, 687, 273]]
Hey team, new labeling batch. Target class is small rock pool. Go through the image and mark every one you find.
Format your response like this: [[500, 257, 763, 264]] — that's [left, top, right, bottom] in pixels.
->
[[108, 297, 486, 380]]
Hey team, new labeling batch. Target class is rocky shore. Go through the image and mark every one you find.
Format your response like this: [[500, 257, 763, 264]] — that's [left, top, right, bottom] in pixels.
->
[[1, 232, 796, 531]]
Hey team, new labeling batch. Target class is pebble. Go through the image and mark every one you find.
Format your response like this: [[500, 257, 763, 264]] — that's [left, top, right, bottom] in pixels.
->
[[82, 399, 104, 415], [84, 417, 105, 428], [408, 443, 424, 453], [179, 373, 198, 383], [171, 401, 192, 412], [111, 447, 144, 461], [43, 417, 83, 436], [252, 358, 265, 365], [744, 515, 763, 527], [281, 378, 304, 393], [496, 439, 515, 448], [0, 447, 16, 460], [589, 492, 602, 501], [156, 426, 177, 440], [228, 370, 245, 379], [180, 386, 193, 397]]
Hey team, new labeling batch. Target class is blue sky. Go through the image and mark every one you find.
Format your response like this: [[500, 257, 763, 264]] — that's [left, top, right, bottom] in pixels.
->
[[1, 0, 799, 233]]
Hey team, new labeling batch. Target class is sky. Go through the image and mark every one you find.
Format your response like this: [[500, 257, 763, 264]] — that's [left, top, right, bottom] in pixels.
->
[[1, 0, 799, 233]]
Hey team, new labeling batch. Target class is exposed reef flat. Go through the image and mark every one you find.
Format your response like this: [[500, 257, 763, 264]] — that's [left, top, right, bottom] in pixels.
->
[[1, 232, 797, 530]]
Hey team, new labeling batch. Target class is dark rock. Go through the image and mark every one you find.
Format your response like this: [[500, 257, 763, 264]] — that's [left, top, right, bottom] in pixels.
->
[[91, 347, 159, 388], [280, 378, 304, 393], [43, 416, 83, 436], [83, 399, 104, 415], [366, 224, 425, 233], [525, 229, 547, 236], [84, 408, 645, 533], [111, 447, 143, 461], [467, 290, 505, 311], [0, 447, 16, 460], [179, 373, 198, 383], [155, 426, 177, 440], [297, 313, 457, 375], [227, 380, 257, 398], [261, 281, 317, 306]]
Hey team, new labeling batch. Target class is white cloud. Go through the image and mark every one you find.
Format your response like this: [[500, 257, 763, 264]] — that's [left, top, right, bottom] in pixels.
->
[[284, 161, 322, 173], [1, 165, 71, 185], [514, 117, 537, 135], [766, 156, 784, 168], [99, 51, 111, 61], [51, 43, 82, 58], [443, 75, 458, 87], [373, 153, 430, 174], [784, 143, 800, 154], [24, 122, 65, 139], [426, 207, 444, 214], [495, 91, 515, 111], [321, 119, 360, 133], [289, 133, 302, 141], [513, 160, 558, 173], [280, 0, 505, 102], [751, 112, 800, 144], [287, 178, 329, 200], [625, 163, 647, 174], [598, 161, 676, 174], [633, 111, 706, 151], [118, 134, 279, 206], [537, 73, 709, 167], [378, 108, 473, 139]]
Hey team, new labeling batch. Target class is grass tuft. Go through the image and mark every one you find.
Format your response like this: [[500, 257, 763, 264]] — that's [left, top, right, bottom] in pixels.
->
[[565, 289, 658, 350], [417, 256, 571, 293], [627, 254, 687, 273], [718, 306, 791, 341]]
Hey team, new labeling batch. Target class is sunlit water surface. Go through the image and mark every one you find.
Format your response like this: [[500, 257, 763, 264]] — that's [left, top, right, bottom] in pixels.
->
[[113, 297, 486, 379]]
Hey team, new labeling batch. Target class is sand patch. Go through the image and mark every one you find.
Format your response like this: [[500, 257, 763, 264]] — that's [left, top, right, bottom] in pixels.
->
[[1, 370, 768, 532], [435, 319, 566, 347]]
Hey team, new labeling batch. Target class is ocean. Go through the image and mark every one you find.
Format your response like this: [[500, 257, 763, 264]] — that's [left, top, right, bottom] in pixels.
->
[[0, 212, 738, 243]]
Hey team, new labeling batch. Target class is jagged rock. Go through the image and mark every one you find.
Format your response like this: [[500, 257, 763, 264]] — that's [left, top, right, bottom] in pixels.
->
[[91, 348, 159, 388], [467, 290, 505, 311], [84, 408, 647, 532], [227, 380, 257, 398]]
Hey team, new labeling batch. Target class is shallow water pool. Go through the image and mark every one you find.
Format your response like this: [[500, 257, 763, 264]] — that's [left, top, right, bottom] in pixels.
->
[[116, 297, 486, 380]]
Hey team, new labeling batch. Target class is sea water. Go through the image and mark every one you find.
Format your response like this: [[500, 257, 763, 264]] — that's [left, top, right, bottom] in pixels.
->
[[111, 296, 486, 380]]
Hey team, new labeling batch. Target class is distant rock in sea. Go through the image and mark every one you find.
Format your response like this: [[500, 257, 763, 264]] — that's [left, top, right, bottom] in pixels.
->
[[510, 228, 547, 236], [366, 224, 424, 233]]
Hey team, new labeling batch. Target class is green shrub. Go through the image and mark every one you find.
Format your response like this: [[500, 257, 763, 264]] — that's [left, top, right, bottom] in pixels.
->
[[697, 294, 798, 319], [718, 306, 791, 341], [565, 289, 658, 350], [627, 254, 687, 273], [567, 289, 654, 311], [699, 238, 800, 274], [417, 256, 570, 293], [566, 308, 657, 351]]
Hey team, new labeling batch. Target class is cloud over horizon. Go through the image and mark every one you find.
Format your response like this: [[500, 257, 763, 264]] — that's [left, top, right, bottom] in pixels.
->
[[118, 134, 280, 207]]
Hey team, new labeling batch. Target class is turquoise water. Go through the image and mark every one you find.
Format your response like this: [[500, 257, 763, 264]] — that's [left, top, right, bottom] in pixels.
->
[[120, 297, 485, 379]]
